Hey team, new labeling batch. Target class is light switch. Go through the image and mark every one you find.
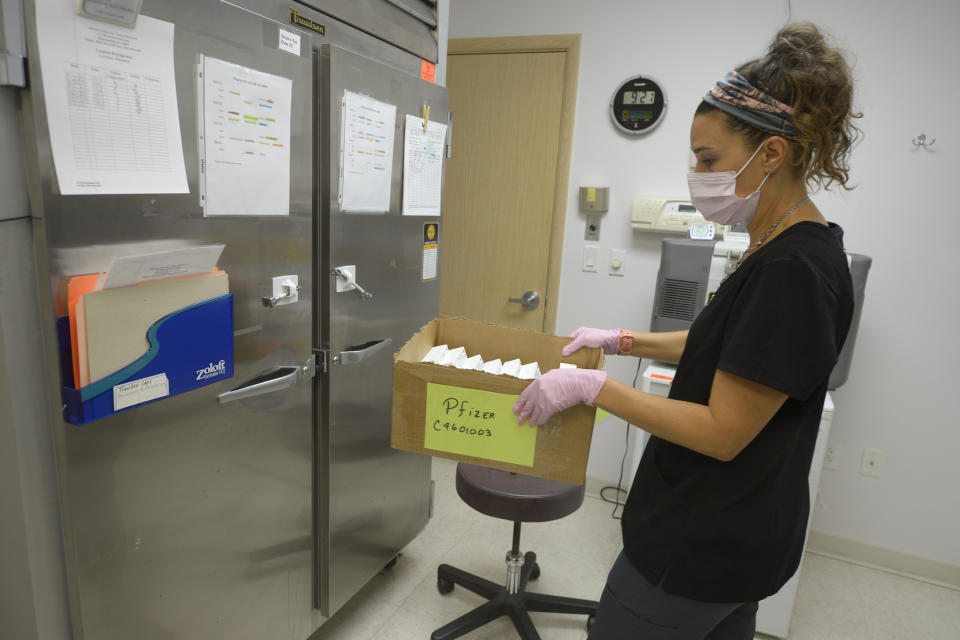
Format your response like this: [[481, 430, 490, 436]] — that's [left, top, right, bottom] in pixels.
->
[[582, 246, 598, 272], [609, 249, 626, 276]]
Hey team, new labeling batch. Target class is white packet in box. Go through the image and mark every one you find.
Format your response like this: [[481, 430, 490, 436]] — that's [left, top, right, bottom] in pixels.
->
[[559, 363, 578, 370], [422, 344, 448, 364], [518, 362, 541, 379], [437, 346, 467, 367], [482, 359, 503, 375], [457, 354, 484, 371], [500, 359, 522, 377]]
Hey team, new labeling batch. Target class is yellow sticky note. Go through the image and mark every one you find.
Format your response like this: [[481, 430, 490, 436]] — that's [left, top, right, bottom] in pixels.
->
[[587, 187, 596, 203], [424, 383, 537, 467], [595, 408, 611, 423]]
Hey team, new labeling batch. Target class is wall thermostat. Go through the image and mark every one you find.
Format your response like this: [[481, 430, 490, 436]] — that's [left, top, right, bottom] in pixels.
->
[[610, 76, 666, 135]]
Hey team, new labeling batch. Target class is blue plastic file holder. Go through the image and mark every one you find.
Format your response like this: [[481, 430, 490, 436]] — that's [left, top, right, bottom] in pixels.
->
[[60, 294, 235, 426]]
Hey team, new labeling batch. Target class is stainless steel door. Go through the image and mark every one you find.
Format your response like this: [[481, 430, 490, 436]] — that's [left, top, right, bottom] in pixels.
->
[[22, 1, 319, 638], [316, 44, 447, 616]]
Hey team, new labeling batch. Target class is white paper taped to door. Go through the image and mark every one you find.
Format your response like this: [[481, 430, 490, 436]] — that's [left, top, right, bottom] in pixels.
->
[[34, 0, 188, 195], [339, 91, 397, 213], [402, 114, 447, 216], [199, 56, 293, 217]]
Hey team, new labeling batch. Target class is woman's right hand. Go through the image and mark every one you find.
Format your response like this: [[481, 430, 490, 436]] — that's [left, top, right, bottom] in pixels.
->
[[562, 327, 621, 356]]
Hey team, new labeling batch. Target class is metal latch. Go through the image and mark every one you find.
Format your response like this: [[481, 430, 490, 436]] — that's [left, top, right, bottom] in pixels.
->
[[332, 266, 373, 299], [301, 354, 317, 379], [262, 275, 300, 308], [313, 348, 329, 374]]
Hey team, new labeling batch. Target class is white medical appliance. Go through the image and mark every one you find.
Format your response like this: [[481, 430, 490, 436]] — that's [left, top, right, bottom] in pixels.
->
[[631, 195, 708, 234], [650, 230, 871, 389]]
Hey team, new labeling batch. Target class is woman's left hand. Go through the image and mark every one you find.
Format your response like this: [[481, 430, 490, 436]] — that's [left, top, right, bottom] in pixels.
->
[[513, 369, 608, 426]]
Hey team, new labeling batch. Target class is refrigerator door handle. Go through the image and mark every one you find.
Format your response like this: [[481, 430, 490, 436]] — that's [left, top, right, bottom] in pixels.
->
[[217, 366, 302, 404], [337, 338, 393, 366]]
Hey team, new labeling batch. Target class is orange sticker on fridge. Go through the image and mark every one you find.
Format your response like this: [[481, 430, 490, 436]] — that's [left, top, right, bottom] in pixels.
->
[[420, 60, 436, 83]]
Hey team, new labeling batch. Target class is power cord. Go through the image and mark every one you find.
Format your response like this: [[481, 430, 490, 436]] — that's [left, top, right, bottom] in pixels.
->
[[598, 358, 644, 520]]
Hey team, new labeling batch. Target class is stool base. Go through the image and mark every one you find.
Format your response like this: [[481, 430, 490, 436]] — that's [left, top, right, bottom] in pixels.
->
[[432, 551, 598, 640]]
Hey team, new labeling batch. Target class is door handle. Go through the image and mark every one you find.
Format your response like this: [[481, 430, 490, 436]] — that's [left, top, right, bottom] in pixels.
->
[[218, 365, 305, 404], [336, 338, 393, 366], [508, 290, 540, 310]]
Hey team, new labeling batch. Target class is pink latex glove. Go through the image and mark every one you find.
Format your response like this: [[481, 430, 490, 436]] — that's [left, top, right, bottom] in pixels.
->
[[562, 327, 621, 356], [513, 369, 608, 426]]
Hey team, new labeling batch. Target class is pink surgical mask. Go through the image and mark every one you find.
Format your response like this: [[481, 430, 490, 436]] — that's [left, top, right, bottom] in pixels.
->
[[687, 143, 770, 226]]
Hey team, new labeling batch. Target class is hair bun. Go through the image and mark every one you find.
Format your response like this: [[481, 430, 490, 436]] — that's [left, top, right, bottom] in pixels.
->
[[717, 22, 863, 190], [770, 23, 828, 60]]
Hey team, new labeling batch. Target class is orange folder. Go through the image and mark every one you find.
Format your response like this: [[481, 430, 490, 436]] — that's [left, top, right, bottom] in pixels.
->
[[67, 274, 100, 388]]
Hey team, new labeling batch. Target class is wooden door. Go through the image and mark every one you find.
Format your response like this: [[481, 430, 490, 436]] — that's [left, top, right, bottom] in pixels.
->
[[441, 36, 580, 333]]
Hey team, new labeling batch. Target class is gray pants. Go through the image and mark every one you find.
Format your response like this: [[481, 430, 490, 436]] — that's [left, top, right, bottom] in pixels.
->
[[588, 552, 758, 640]]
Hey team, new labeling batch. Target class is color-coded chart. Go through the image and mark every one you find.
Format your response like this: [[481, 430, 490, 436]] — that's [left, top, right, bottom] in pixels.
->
[[339, 90, 397, 213], [200, 56, 292, 216]]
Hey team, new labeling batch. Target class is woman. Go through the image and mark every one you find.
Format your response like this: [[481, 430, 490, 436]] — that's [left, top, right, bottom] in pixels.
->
[[513, 23, 858, 639]]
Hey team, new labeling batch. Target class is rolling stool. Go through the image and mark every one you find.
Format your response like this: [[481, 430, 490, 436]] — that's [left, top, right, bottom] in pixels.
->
[[432, 463, 599, 640]]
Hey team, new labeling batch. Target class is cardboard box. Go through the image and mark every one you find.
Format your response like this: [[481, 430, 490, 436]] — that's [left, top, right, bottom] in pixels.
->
[[391, 317, 604, 484]]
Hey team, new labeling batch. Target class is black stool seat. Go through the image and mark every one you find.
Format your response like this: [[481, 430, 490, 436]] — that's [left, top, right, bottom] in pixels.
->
[[456, 463, 586, 522], [432, 463, 598, 640]]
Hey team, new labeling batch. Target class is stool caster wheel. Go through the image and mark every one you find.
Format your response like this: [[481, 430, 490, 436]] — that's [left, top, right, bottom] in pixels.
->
[[529, 563, 540, 581], [587, 615, 596, 632], [437, 577, 454, 595], [384, 555, 399, 570]]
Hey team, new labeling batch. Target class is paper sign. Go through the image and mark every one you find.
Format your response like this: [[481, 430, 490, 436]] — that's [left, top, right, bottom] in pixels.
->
[[339, 91, 397, 213], [424, 383, 537, 467], [199, 56, 293, 216], [113, 373, 169, 411], [278, 29, 301, 55], [422, 244, 437, 281], [102, 244, 224, 289], [35, 0, 188, 195], [422, 222, 438, 281], [402, 114, 447, 216]]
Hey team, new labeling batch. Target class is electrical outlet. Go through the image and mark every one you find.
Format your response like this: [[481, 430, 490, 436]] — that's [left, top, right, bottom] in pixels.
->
[[859, 448, 885, 478], [824, 443, 840, 470]]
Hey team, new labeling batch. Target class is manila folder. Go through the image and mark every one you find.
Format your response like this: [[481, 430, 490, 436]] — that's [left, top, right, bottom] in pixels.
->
[[83, 271, 229, 384]]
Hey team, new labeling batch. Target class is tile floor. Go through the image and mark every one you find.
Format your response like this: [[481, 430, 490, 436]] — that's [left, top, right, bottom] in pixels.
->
[[309, 458, 960, 640]]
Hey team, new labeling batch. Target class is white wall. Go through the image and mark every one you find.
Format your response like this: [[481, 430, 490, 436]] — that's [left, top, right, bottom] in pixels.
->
[[449, 0, 960, 567]]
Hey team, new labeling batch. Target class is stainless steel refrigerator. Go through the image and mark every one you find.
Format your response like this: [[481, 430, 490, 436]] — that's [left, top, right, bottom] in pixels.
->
[[19, 0, 446, 637]]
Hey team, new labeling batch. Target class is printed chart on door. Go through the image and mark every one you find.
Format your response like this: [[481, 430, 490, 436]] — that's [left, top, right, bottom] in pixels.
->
[[200, 56, 293, 216]]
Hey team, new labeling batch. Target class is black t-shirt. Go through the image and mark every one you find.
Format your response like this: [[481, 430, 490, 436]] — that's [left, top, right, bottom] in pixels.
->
[[621, 221, 854, 603]]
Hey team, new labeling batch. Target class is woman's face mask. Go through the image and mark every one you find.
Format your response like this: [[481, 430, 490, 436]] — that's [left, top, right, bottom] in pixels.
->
[[687, 142, 770, 226]]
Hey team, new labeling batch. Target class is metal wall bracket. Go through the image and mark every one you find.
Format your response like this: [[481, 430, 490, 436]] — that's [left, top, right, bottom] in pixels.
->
[[0, 0, 28, 88]]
